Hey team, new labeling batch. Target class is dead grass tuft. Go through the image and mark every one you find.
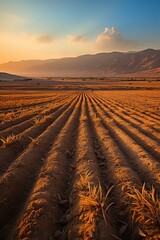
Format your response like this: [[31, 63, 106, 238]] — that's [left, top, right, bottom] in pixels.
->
[[127, 184, 160, 239], [33, 115, 52, 125], [29, 136, 40, 146], [0, 134, 20, 148], [74, 172, 114, 239]]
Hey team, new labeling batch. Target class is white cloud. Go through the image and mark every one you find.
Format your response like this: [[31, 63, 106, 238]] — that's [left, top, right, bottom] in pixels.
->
[[68, 35, 86, 43], [95, 27, 138, 51], [36, 35, 54, 44]]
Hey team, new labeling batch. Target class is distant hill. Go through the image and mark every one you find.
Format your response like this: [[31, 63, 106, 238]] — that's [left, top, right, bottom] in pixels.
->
[[0, 49, 160, 77], [0, 72, 26, 81]]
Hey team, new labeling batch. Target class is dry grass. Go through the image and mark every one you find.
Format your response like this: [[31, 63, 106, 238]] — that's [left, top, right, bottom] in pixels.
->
[[74, 172, 114, 239], [127, 184, 160, 239], [79, 179, 113, 226], [1, 111, 17, 123], [33, 115, 51, 125], [0, 133, 20, 147], [29, 136, 40, 146]]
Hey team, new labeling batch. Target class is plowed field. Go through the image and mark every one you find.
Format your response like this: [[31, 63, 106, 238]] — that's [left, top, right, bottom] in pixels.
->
[[0, 90, 160, 240]]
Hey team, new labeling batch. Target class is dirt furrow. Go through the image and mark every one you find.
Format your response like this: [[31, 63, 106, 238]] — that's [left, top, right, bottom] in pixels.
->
[[96, 94, 160, 130], [0, 94, 75, 143], [94, 94, 160, 142], [0, 95, 63, 111], [0, 90, 159, 240], [0, 113, 37, 132], [0, 94, 73, 132], [91, 95, 160, 160], [89, 94, 160, 190], [0, 95, 78, 175], [114, 102, 160, 125], [0, 94, 81, 238], [142, 111, 160, 121], [87, 94, 159, 240], [94, 94, 160, 138], [8, 94, 82, 240], [149, 112, 160, 120], [64, 94, 116, 240]]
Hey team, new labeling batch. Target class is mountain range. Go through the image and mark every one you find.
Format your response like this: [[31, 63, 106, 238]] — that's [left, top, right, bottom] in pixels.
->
[[0, 49, 160, 77], [0, 72, 26, 81]]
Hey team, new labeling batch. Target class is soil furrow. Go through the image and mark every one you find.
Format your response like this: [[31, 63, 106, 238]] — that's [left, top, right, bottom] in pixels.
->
[[0, 95, 78, 175], [0, 94, 81, 238], [8, 94, 82, 240], [96, 94, 160, 128], [94, 94, 160, 142], [65, 94, 117, 240], [0, 94, 74, 132], [86, 94, 156, 240], [0, 90, 159, 240], [0, 95, 64, 111], [0, 94, 75, 141], [91, 95, 160, 160], [89, 94, 160, 190], [94, 94, 160, 137]]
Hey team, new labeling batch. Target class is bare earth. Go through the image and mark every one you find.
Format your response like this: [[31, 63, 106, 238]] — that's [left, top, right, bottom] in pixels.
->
[[0, 80, 160, 240]]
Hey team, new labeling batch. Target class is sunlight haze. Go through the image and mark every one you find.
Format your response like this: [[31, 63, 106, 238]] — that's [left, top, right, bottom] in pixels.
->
[[0, 0, 160, 63]]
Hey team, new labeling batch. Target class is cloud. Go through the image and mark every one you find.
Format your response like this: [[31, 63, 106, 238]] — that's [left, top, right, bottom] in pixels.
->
[[68, 35, 86, 43], [95, 27, 138, 51], [24, 33, 54, 44], [0, 32, 56, 63], [36, 35, 54, 44]]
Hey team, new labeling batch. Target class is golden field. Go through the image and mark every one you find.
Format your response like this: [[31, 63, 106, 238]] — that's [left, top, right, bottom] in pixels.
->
[[0, 81, 160, 240]]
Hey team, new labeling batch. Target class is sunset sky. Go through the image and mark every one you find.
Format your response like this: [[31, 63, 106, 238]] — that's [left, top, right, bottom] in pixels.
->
[[0, 0, 160, 63]]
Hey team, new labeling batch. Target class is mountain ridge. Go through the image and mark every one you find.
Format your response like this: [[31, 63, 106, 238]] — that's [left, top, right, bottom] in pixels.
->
[[0, 72, 26, 81], [0, 49, 160, 77]]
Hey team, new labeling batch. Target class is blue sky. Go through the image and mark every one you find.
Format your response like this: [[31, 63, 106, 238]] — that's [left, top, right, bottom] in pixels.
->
[[0, 0, 160, 62]]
